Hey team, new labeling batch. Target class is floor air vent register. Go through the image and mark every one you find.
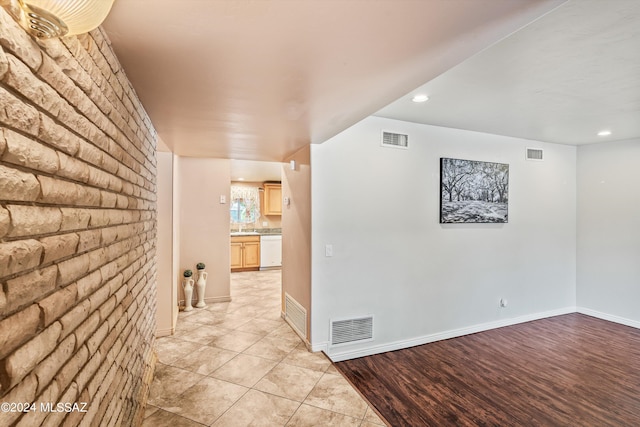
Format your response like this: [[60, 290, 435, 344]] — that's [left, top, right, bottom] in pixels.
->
[[331, 316, 374, 346], [284, 292, 307, 339]]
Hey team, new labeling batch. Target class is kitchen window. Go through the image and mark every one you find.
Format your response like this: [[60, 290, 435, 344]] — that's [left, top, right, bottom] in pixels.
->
[[230, 185, 260, 224]]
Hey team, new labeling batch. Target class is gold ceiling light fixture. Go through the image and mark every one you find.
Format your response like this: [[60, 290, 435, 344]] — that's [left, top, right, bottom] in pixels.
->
[[2, 0, 115, 39]]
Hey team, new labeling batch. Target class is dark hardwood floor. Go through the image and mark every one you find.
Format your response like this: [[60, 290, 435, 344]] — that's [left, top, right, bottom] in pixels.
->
[[335, 313, 640, 427]]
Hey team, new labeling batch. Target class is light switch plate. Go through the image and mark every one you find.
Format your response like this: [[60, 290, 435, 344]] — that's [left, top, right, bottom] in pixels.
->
[[220, 195, 226, 204], [325, 244, 333, 257]]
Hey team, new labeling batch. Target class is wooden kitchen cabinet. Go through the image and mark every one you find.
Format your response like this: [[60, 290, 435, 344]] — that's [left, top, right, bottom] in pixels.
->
[[263, 183, 282, 216], [231, 235, 260, 271], [230, 241, 243, 269]]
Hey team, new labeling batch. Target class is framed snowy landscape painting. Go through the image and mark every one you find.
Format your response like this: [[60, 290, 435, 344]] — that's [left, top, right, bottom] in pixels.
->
[[440, 158, 509, 223]]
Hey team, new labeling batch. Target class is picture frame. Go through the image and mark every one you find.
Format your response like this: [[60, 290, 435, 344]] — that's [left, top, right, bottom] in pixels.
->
[[440, 157, 509, 223]]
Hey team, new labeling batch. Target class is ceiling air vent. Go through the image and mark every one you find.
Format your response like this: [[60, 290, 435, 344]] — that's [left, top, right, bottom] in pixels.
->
[[331, 316, 373, 346], [526, 148, 544, 161], [382, 131, 409, 149]]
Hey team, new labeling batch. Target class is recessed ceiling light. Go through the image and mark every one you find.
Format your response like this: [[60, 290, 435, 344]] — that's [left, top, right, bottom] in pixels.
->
[[411, 94, 429, 103], [597, 130, 611, 137], [237, 177, 245, 181]]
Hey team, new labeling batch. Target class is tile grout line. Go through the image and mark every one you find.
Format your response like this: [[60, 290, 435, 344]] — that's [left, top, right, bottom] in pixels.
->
[[148, 270, 381, 426]]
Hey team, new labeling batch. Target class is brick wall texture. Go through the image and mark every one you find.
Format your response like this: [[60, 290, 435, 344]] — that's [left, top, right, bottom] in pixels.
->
[[0, 7, 157, 426]]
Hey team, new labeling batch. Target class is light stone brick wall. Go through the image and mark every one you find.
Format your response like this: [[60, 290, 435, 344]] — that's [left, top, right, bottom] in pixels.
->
[[0, 7, 157, 426]]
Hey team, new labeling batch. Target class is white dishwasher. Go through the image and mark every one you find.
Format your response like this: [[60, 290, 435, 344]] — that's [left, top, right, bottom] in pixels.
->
[[260, 235, 282, 268]]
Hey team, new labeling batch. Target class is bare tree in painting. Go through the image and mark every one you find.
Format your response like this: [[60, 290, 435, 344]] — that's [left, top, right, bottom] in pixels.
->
[[440, 158, 509, 223], [491, 165, 509, 203], [441, 158, 471, 202]]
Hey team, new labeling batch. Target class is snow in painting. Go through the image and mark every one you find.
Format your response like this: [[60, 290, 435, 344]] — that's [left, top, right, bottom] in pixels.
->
[[440, 158, 509, 223]]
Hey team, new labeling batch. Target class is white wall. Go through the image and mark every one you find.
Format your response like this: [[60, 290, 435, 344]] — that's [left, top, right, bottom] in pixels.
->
[[156, 151, 177, 336], [311, 116, 577, 360], [172, 153, 181, 327], [282, 146, 312, 341], [178, 157, 231, 303], [577, 139, 640, 325]]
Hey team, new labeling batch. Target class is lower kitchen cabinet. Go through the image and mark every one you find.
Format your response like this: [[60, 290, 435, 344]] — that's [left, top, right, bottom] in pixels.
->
[[231, 235, 260, 271]]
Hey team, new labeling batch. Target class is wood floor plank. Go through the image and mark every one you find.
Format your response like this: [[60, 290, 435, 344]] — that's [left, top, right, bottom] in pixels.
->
[[335, 314, 640, 427]]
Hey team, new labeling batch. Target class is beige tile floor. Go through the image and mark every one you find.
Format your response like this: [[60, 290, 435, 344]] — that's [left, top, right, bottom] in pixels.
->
[[144, 270, 386, 427]]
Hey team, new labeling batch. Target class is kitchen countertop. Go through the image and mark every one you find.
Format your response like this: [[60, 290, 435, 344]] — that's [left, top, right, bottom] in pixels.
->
[[231, 228, 281, 236]]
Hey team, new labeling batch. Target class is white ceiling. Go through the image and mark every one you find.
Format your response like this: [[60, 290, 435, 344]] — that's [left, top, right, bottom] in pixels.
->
[[230, 159, 282, 182], [376, 0, 640, 145], [101, 0, 568, 161]]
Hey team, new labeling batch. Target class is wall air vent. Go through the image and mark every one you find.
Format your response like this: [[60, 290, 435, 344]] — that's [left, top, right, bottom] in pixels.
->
[[331, 316, 373, 346], [284, 293, 307, 339], [382, 131, 409, 149], [526, 148, 544, 161]]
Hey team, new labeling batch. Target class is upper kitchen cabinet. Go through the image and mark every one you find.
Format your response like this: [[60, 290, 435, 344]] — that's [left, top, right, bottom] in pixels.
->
[[263, 182, 282, 216]]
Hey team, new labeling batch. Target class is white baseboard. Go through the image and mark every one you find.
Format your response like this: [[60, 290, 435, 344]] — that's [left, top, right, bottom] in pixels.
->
[[173, 305, 179, 331], [326, 306, 576, 362], [311, 342, 329, 353], [179, 296, 232, 308], [281, 311, 312, 350], [156, 327, 174, 338], [577, 307, 640, 329], [157, 306, 180, 337], [205, 296, 232, 303]]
